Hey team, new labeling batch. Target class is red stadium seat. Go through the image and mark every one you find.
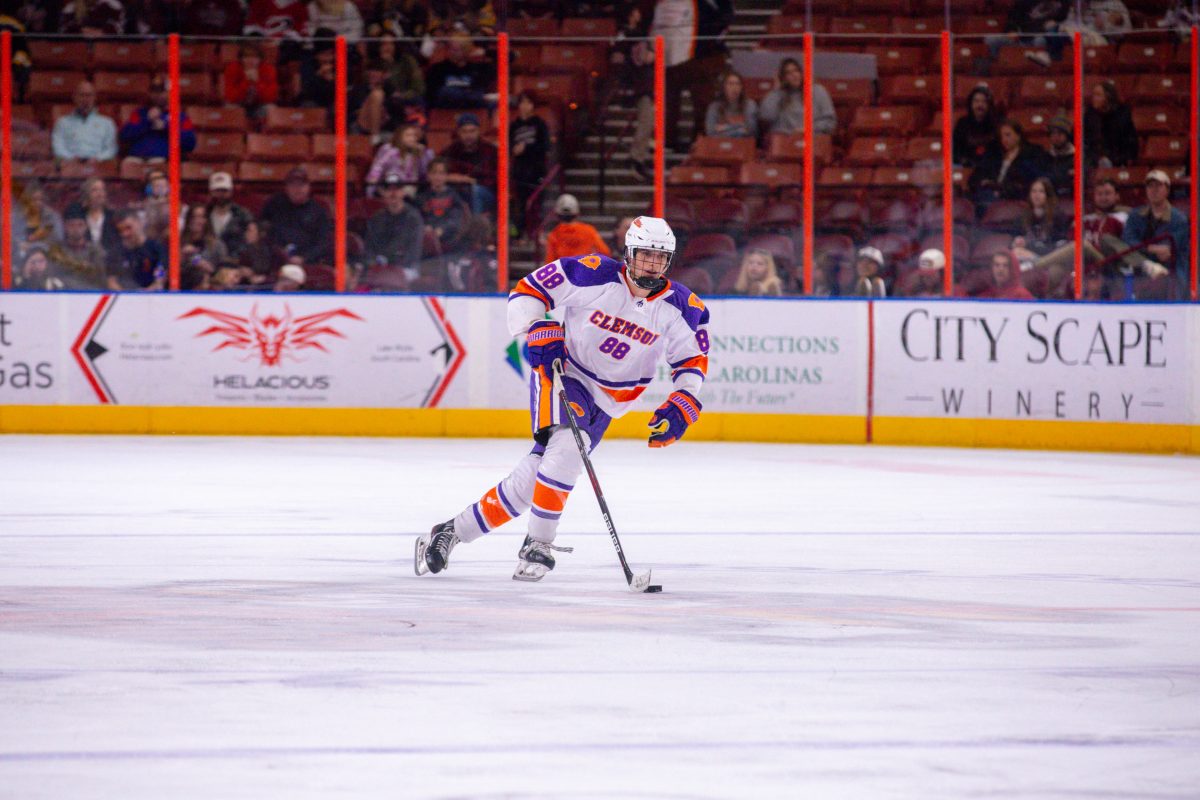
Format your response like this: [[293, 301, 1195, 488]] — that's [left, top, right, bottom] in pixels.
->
[[880, 75, 939, 106], [854, 0, 912, 13], [93, 72, 151, 102], [743, 76, 776, 101], [817, 166, 874, 187], [892, 17, 941, 34], [829, 16, 889, 33], [667, 164, 732, 186], [1081, 45, 1118, 74], [1134, 74, 1188, 106], [1093, 166, 1149, 190], [813, 234, 857, 266], [28, 71, 85, 103], [175, 72, 214, 103], [192, 132, 246, 162], [902, 136, 945, 163], [264, 106, 328, 134], [1007, 108, 1059, 140], [751, 200, 803, 233], [981, 199, 1027, 232], [872, 166, 943, 188], [27, 41, 90, 70], [818, 199, 869, 235], [304, 162, 362, 185], [824, 78, 874, 108], [850, 106, 925, 135], [970, 232, 1015, 267], [312, 134, 373, 166], [739, 161, 802, 189], [746, 234, 796, 275], [245, 133, 311, 162], [541, 43, 604, 76], [1014, 76, 1071, 108], [505, 18, 559, 37], [681, 233, 737, 263], [173, 42, 217, 73], [181, 161, 236, 184], [955, 15, 1003, 35], [763, 15, 809, 48], [237, 161, 294, 184], [428, 107, 489, 132], [1141, 136, 1189, 166], [1132, 107, 1187, 135], [864, 46, 930, 74], [694, 198, 749, 236], [92, 41, 157, 72], [953, 76, 1012, 109], [844, 137, 904, 167], [868, 232, 918, 266], [690, 136, 757, 167], [511, 45, 543, 74], [1116, 40, 1174, 72], [952, 42, 990, 73], [560, 17, 617, 38], [992, 46, 1072, 75], [674, 266, 714, 295], [190, 105, 248, 132], [514, 75, 584, 110], [9, 129, 52, 160], [765, 132, 833, 165], [59, 159, 117, 179], [1083, 74, 1137, 104]]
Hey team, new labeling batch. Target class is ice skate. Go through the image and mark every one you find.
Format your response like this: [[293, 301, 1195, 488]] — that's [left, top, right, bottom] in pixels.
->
[[512, 535, 573, 582], [414, 520, 459, 576]]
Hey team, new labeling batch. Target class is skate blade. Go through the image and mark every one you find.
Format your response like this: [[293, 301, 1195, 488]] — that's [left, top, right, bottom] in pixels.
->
[[512, 561, 548, 582], [414, 536, 430, 576]]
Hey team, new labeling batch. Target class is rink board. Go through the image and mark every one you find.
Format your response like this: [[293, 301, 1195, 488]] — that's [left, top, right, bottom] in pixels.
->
[[0, 293, 1197, 453]]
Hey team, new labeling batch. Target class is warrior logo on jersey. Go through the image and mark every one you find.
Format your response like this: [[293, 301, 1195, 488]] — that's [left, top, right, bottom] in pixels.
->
[[179, 305, 364, 367]]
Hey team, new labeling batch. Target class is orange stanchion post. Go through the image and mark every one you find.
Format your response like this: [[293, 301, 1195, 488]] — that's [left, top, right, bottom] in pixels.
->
[[335, 36, 347, 293], [802, 32, 813, 295], [497, 32, 510, 292], [941, 30, 953, 296], [1073, 32, 1083, 300], [1, 31, 11, 290], [168, 34, 181, 291], [1191, 26, 1198, 302], [654, 36, 665, 218]]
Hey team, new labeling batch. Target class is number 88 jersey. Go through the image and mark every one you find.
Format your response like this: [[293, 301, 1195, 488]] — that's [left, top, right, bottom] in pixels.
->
[[508, 254, 710, 420]]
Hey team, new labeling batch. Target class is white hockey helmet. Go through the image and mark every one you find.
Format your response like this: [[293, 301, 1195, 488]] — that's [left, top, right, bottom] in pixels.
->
[[624, 216, 676, 281]]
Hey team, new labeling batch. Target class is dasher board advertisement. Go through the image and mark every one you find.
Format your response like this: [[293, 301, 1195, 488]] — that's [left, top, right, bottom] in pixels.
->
[[873, 301, 1190, 425]]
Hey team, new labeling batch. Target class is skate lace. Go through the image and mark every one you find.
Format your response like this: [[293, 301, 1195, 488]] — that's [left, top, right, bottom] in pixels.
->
[[527, 540, 574, 556], [434, 532, 459, 559]]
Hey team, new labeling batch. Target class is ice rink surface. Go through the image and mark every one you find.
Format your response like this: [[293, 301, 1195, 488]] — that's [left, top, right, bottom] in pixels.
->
[[0, 434, 1198, 799]]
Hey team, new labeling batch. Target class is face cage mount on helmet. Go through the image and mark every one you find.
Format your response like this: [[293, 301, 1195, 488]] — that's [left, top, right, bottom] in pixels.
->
[[625, 246, 674, 290]]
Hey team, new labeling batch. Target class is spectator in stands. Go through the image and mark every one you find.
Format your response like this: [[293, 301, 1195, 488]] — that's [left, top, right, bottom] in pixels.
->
[[425, 33, 496, 110], [809, 253, 837, 296], [983, 251, 1034, 300], [705, 71, 758, 140], [47, 203, 108, 289], [1012, 177, 1071, 270], [205, 172, 254, 259], [13, 245, 70, 291], [952, 86, 1001, 169], [222, 42, 279, 121], [211, 259, 245, 290], [366, 124, 434, 195], [373, 34, 426, 127], [350, 60, 395, 140], [1084, 80, 1137, 168], [369, 0, 430, 41], [181, 263, 211, 291], [544, 193, 609, 264], [1061, 0, 1131, 45], [120, 75, 197, 163], [106, 209, 167, 291], [181, 205, 229, 271], [361, 172, 424, 283], [510, 91, 550, 238], [899, 248, 947, 297], [610, 216, 636, 256], [260, 167, 334, 270], [10, 180, 63, 264], [731, 249, 783, 297], [417, 157, 469, 254], [297, 35, 338, 109], [0, 3, 31, 102], [237, 219, 274, 279], [244, 0, 308, 44], [58, 0, 126, 36], [969, 119, 1048, 205], [1121, 170, 1190, 299], [650, 0, 734, 151], [183, 0, 245, 36], [1044, 114, 1075, 198], [139, 167, 175, 244], [611, 4, 655, 181], [79, 177, 122, 255], [440, 112, 498, 215], [444, 214, 496, 292], [996, 0, 1070, 64], [428, 0, 495, 38], [274, 263, 307, 292], [849, 246, 886, 297], [1036, 177, 1129, 298], [1158, 1, 1200, 37], [759, 57, 836, 138], [307, 0, 363, 41], [52, 81, 117, 163]]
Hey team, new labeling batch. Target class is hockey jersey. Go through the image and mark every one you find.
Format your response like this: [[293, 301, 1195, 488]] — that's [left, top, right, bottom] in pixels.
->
[[508, 254, 710, 419]]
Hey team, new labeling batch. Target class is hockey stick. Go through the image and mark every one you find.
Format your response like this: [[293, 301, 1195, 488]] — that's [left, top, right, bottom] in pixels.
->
[[552, 360, 661, 593]]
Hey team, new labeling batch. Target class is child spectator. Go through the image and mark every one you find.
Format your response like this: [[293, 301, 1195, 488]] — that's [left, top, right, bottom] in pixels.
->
[[969, 119, 1048, 205], [759, 57, 836, 137], [222, 43, 279, 120], [544, 194, 610, 264], [139, 167, 175, 244], [119, 75, 197, 163], [510, 91, 550, 237], [849, 246, 887, 297], [731, 248, 783, 296], [417, 158, 469, 254], [440, 112, 498, 215], [705, 71, 758, 140], [1084, 80, 1137, 168], [982, 251, 1034, 300], [366, 124, 434, 194], [52, 81, 117, 162], [952, 86, 1001, 168]]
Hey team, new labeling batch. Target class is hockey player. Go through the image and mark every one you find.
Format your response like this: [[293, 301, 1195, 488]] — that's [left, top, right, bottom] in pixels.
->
[[415, 216, 710, 582]]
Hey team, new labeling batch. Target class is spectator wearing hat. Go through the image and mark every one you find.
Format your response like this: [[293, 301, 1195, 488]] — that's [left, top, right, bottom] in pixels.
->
[[850, 246, 887, 297], [260, 167, 334, 270], [361, 173, 425, 284], [952, 86, 1002, 169], [544, 194, 610, 264], [1045, 115, 1076, 198], [416, 157, 470, 254], [1121, 170, 1190, 299], [510, 91, 550, 238], [106, 209, 168, 291], [46, 203, 108, 289], [205, 172, 255, 258], [119, 74, 197, 163], [1084, 80, 1137, 168], [897, 249, 946, 297], [425, 33, 496, 109], [275, 263, 307, 292], [52, 81, 117, 163], [440, 112, 499, 215]]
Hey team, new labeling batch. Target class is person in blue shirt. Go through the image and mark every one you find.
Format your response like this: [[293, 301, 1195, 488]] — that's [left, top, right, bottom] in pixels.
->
[[119, 74, 196, 162], [1121, 170, 1191, 300]]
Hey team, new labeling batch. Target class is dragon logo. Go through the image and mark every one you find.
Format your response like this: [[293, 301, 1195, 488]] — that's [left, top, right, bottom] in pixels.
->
[[178, 304, 364, 367]]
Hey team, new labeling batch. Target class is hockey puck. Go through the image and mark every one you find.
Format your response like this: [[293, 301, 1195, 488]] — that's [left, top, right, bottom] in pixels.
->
[[646, 585, 663, 593]]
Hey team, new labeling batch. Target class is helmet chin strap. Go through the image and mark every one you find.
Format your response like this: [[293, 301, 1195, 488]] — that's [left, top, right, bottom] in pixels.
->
[[631, 273, 667, 291]]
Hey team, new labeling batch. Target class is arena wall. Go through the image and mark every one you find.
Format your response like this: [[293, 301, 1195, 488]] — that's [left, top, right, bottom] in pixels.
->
[[0, 293, 1195, 454]]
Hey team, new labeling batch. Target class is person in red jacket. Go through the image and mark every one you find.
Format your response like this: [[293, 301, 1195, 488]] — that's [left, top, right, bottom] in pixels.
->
[[222, 42, 279, 119], [982, 251, 1034, 300], [544, 194, 610, 264]]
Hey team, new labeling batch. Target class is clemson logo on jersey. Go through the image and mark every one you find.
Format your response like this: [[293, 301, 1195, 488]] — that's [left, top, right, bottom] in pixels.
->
[[688, 293, 705, 311]]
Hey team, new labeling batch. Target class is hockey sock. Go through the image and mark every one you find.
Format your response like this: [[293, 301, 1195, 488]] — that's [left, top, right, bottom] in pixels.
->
[[527, 428, 587, 543], [452, 453, 540, 542]]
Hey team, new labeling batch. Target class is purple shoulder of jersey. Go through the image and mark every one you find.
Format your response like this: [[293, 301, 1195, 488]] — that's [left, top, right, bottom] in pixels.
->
[[662, 280, 710, 332], [558, 254, 624, 287]]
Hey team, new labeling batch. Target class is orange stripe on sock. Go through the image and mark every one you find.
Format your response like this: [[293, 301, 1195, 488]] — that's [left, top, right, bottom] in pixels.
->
[[600, 385, 647, 404], [533, 480, 569, 513], [479, 486, 513, 529]]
